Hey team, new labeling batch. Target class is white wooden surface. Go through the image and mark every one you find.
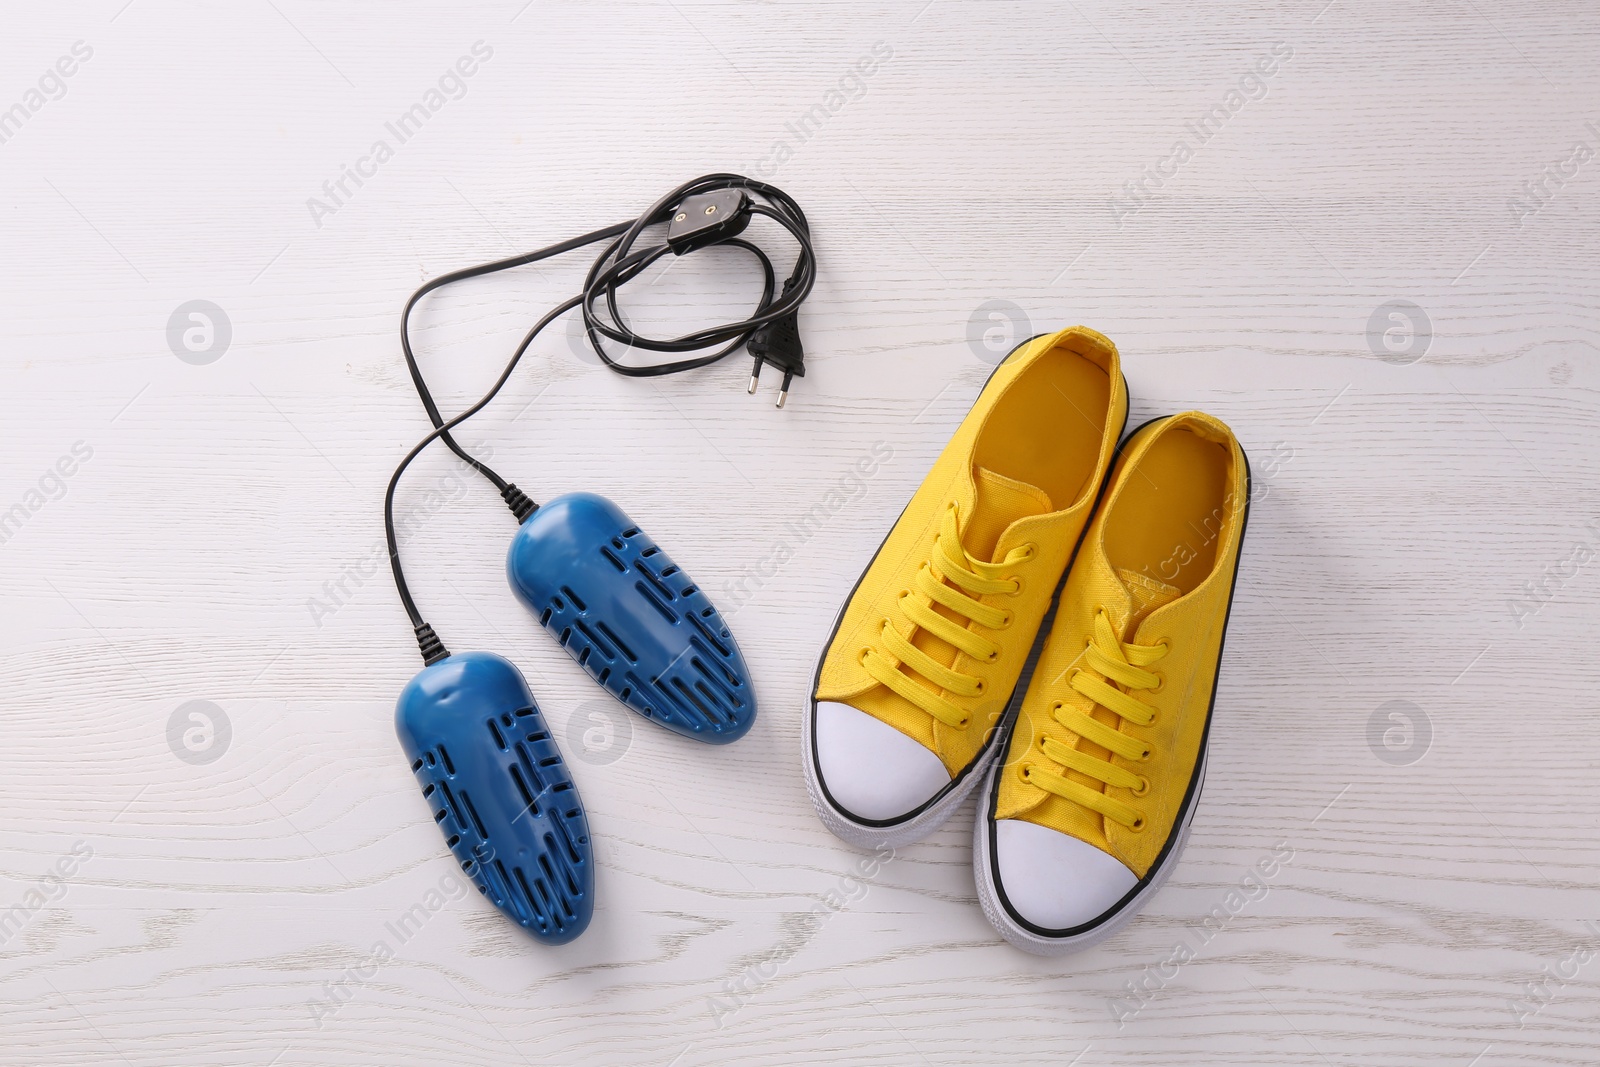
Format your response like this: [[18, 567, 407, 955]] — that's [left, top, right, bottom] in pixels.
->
[[2, 2, 1598, 1064]]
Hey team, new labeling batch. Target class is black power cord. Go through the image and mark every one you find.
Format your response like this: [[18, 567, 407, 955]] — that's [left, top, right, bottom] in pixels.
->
[[385, 174, 815, 665]]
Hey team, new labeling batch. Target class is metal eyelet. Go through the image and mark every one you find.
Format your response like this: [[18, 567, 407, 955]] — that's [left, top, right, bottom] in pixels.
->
[[973, 679, 987, 695], [999, 610, 1015, 629], [1150, 671, 1165, 693], [1131, 776, 1150, 797], [1019, 762, 1033, 781], [1135, 746, 1152, 762], [985, 649, 999, 664], [957, 716, 970, 729], [1129, 816, 1147, 833], [1157, 638, 1172, 653]]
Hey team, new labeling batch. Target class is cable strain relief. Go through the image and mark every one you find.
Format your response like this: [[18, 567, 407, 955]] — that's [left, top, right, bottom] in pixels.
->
[[414, 623, 450, 666], [501, 483, 538, 523]]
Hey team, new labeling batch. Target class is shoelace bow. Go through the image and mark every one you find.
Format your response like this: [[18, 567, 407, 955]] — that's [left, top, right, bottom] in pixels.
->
[[1021, 608, 1169, 830], [859, 503, 1033, 730]]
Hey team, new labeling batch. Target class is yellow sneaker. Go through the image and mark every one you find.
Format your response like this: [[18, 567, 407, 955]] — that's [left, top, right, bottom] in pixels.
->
[[805, 327, 1128, 848], [975, 411, 1249, 953]]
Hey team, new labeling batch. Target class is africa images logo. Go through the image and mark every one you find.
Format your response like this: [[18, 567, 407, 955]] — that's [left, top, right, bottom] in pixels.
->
[[306, 41, 494, 228], [0, 441, 94, 547], [1507, 120, 1600, 229], [1108, 43, 1293, 228], [0, 40, 94, 147], [750, 42, 894, 177], [0, 841, 94, 947]]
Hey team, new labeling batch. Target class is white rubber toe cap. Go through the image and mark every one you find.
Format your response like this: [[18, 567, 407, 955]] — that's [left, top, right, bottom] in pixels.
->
[[813, 701, 951, 822], [994, 819, 1139, 930]]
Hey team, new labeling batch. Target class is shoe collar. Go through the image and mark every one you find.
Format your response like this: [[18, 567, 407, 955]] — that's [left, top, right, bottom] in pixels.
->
[[1083, 412, 1248, 642]]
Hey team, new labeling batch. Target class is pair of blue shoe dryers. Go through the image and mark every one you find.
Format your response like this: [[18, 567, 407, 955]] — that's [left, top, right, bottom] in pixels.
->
[[386, 174, 812, 945], [396, 493, 755, 944]]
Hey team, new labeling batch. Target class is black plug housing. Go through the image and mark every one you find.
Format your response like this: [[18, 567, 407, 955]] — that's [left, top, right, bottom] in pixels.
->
[[746, 277, 804, 409], [501, 483, 538, 523], [666, 189, 751, 255], [414, 622, 450, 665]]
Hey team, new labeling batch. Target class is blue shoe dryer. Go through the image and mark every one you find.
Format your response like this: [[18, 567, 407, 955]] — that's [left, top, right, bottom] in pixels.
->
[[395, 651, 594, 945], [506, 493, 756, 744]]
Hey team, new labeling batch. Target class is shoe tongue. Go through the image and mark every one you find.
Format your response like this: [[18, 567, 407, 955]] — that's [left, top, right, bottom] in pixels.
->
[[966, 467, 1053, 560], [1116, 567, 1182, 626]]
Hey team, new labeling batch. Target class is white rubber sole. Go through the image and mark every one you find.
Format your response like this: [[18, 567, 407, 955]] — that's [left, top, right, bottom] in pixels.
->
[[973, 748, 1206, 956]]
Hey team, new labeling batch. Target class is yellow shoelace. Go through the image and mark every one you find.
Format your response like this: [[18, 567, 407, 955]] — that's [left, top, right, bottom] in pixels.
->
[[860, 503, 1033, 730], [1020, 608, 1169, 830]]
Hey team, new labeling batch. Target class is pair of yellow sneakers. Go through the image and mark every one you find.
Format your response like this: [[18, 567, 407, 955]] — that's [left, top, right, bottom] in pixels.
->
[[804, 326, 1249, 954]]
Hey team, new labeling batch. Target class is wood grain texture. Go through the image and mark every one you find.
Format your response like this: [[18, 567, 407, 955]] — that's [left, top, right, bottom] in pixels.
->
[[2, 1, 1598, 1064]]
